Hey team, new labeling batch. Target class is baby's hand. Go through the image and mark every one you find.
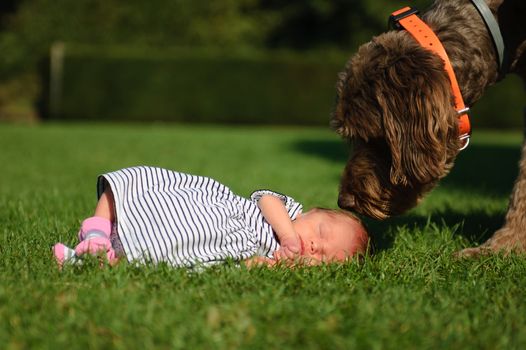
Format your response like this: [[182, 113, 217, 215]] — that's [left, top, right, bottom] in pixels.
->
[[274, 234, 301, 261], [244, 256, 277, 268]]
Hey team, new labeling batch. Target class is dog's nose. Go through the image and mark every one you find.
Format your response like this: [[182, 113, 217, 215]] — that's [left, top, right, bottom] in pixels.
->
[[338, 194, 356, 210]]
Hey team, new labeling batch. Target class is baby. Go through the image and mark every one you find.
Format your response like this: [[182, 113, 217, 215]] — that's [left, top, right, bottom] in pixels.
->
[[53, 166, 369, 268]]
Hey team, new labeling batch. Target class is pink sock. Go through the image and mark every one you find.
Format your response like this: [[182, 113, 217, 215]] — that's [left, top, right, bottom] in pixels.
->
[[75, 216, 114, 260], [78, 216, 112, 241]]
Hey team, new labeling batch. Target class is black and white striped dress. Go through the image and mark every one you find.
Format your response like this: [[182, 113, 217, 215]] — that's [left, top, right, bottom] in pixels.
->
[[97, 166, 303, 267]]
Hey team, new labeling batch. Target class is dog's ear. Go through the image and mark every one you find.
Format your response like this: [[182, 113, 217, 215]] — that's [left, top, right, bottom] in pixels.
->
[[377, 44, 459, 185], [331, 44, 385, 140], [331, 72, 352, 137]]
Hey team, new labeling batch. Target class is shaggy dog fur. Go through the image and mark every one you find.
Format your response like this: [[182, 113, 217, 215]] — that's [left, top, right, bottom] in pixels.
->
[[331, 0, 526, 255]]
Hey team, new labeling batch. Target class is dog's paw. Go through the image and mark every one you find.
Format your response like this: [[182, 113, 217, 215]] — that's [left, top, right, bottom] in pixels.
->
[[453, 246, 492, 259]]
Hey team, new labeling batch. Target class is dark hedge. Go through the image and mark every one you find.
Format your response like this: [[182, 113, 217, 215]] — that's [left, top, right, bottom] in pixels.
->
[[42, 47, 525, 127], [45, 48, 345, 125]]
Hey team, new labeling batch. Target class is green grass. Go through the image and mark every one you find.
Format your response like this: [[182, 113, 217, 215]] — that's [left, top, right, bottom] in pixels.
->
[[1, 122, 525, 349]]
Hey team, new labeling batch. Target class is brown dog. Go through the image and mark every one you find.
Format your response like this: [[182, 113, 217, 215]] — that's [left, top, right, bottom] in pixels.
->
[[331, 0, 526, 255]]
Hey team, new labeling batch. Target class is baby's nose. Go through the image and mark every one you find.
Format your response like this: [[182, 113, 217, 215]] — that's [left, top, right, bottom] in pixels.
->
[[307, 240, 323, 263], [310, 240, 319, 254]]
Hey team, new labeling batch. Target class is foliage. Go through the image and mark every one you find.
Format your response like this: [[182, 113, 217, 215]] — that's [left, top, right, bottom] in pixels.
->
[[1, 123, 526, 348], [0, 0, 432, 79], [44, 46, 345, 124]]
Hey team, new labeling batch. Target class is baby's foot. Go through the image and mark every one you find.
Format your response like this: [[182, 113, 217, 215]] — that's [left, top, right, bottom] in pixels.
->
[[74, 233, 112, 255], [53, 243, 80, 268], [74, 233, 119, 265]]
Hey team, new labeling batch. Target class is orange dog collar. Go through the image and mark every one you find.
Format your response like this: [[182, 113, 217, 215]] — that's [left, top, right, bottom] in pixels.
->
[[389, 7, 471, 150]]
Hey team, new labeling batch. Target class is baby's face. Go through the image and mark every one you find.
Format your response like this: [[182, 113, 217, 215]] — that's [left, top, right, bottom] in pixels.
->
[[291, 209, 368, 264]]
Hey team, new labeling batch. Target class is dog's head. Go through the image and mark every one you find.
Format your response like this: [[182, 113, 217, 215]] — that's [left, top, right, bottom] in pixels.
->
[[332, 31, 461, 219]]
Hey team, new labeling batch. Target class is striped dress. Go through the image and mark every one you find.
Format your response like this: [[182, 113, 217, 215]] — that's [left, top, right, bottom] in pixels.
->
[[97, 166, 303, 267]]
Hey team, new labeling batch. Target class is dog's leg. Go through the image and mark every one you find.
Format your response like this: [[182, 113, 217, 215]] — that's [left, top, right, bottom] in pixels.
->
[[459, 108, 526, 257]]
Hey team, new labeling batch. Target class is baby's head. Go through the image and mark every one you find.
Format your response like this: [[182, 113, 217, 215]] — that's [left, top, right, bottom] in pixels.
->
[[291, 208, 370, 264]]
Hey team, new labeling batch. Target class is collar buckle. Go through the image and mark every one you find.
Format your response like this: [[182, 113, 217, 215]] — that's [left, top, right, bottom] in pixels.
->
[[388, 7, 420, 30]]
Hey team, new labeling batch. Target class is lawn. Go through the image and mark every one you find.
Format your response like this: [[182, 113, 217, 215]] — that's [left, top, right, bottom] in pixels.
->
[[0, 122, 525, 349]]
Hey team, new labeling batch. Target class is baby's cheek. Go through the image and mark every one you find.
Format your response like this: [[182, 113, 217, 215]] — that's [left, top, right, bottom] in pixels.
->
[[329, 250, 351, 262]]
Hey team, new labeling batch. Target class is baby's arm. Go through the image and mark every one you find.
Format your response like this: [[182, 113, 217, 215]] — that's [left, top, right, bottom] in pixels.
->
[[257, 195, 301, 260]]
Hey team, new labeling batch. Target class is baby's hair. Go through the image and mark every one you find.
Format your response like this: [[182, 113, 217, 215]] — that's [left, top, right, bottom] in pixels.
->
[[313, 207, 375, 256]]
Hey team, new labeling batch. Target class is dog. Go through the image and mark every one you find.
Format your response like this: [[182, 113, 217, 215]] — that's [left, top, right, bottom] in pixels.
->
[[331, 0, 526, 255]]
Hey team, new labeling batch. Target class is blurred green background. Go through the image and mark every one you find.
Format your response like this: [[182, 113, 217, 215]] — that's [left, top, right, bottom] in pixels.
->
[[0, 0, 524, 127]]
